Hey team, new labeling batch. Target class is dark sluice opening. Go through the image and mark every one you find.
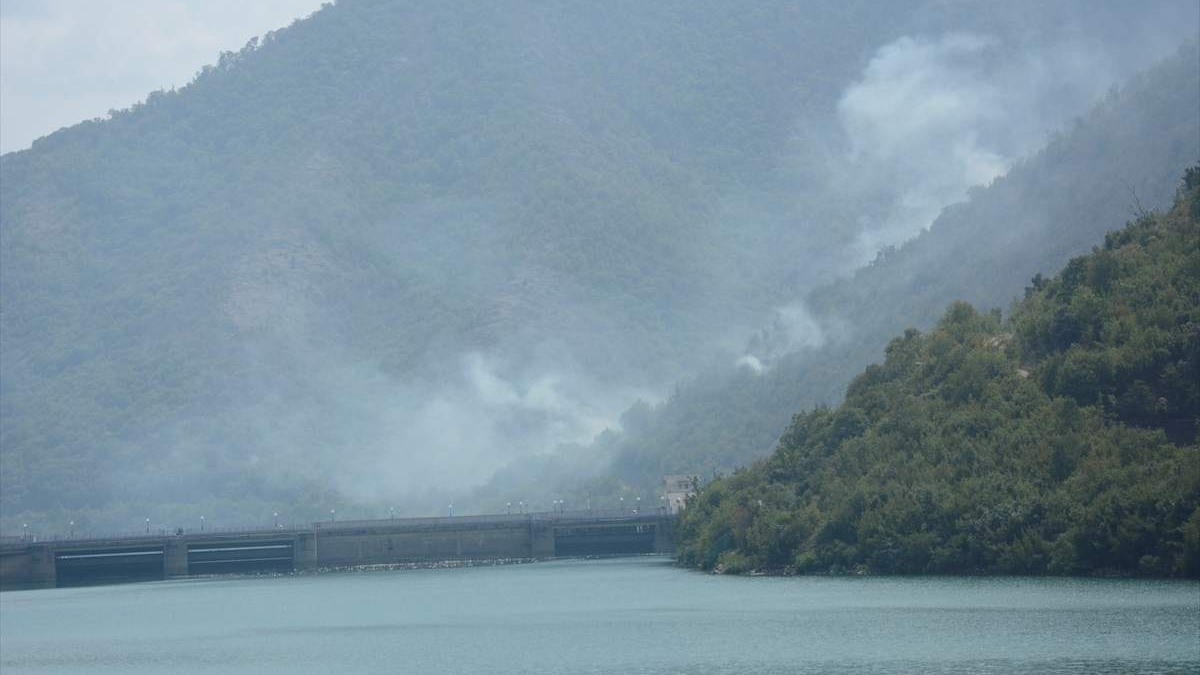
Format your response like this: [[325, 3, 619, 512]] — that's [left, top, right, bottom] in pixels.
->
[[56, 549, 165, 587], [188, 542, 294, 575], [554, 527, 656, 557]]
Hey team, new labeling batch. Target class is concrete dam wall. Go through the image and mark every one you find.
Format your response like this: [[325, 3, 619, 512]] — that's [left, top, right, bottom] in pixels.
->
[[0, 512, 675, 590]]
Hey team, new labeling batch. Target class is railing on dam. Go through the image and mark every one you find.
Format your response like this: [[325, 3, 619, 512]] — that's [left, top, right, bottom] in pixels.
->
[[1, 509, 670, 548], [317, 509, 666, 531]]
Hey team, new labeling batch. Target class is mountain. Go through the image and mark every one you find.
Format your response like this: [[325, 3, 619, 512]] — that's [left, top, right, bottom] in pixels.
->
[[2, 0, 1196, 533], [585, 42, 1200, 502], [676, 173, 1200, 577]]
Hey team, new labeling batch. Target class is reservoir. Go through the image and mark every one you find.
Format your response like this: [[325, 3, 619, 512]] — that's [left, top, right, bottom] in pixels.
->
[[1, 556, 1197, 674]]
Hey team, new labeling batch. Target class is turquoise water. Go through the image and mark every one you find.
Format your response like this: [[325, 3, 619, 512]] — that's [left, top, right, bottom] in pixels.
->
[[1, 557, 1197, 674]]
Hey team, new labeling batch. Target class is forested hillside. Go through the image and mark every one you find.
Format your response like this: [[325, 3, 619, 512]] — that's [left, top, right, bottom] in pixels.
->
[[587, 42, 1200, 500], [1, 0, 915, 529], [676, 174, 1200, 577], [1, 0, 1196, 533]]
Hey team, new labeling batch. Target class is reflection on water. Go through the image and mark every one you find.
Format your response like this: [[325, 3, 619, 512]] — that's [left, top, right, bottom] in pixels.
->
[[2, 557, 1197, 675]]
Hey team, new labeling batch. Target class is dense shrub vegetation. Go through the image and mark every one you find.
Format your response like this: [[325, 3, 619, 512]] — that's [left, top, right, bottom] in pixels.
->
[[676, 176, 1200, 577]]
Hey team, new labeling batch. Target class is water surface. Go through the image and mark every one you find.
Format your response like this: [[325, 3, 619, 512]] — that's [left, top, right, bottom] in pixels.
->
[[2, 557, 1197, 674]]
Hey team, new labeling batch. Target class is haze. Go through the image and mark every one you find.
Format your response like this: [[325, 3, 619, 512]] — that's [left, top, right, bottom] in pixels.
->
[[1, 0, 1197, 535]]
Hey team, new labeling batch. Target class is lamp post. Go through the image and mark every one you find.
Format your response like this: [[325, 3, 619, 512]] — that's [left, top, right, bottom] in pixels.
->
[[145, 517, 150, 534], [619, 497, 624, 513], [389, 507, 395, 520], [635, 496, 641, 514], [506, 502, 512, 515], [448, 503, 454, 517], [330, 509, 336, 523], [69, 520, 75, 538], [200, 515, 205, 532], [22, 523, 28, 540], [274, 512, 279, 528]]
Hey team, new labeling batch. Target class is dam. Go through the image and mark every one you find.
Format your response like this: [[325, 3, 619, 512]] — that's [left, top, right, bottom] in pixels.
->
[[0, 510, 674, 590]]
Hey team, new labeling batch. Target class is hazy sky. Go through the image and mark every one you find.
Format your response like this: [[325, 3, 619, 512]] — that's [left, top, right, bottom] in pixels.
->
[[0, 0, 324, 154]]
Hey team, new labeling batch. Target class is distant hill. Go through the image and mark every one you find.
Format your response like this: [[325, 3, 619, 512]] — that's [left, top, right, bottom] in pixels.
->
[[1, 0, 1196, 533], [676, 172, 1200, 577]]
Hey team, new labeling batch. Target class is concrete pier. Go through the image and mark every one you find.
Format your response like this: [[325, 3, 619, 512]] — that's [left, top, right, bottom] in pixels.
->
[[164, 539, 189, 579]]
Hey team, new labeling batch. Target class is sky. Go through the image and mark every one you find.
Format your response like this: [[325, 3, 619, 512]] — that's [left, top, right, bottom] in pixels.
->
[[0, 0, 325, 154]]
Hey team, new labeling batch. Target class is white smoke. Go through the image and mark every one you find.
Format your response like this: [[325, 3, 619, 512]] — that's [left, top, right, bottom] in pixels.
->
[[827, 29, 1179, 264], [283, 349, 637, 504], [735, 355, 765, 374], [733, 26, 1185, 373], [839, 34, 1008, 258], [737, 302, 826, 374]]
